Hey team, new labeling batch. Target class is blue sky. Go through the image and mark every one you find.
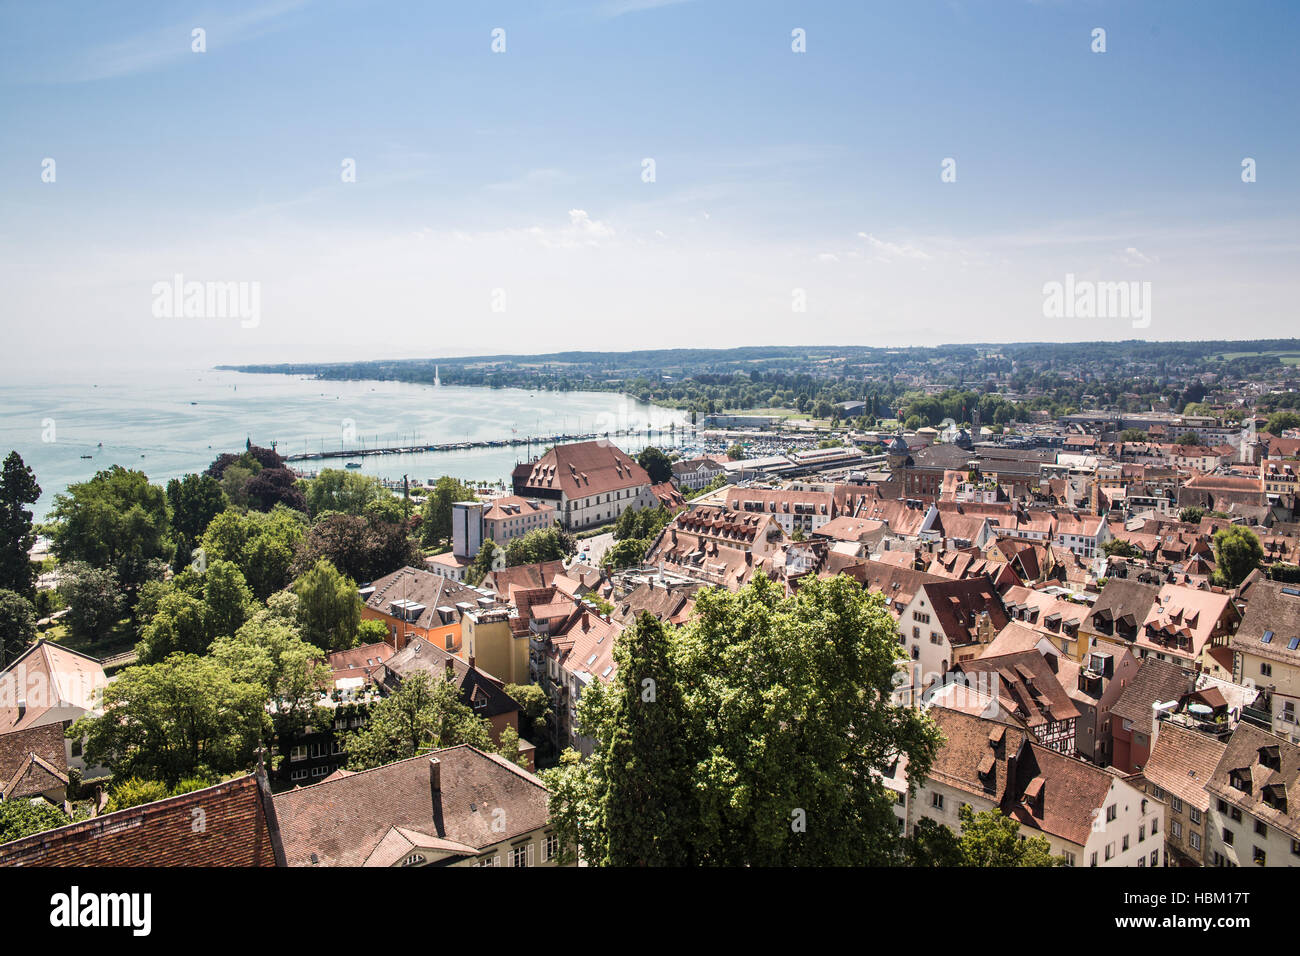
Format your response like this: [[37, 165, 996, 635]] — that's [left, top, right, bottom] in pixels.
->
[[1, 0, 1296, 372]]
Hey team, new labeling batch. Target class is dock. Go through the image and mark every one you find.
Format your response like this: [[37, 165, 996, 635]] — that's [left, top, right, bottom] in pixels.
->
[[281, 426, 689, 463]]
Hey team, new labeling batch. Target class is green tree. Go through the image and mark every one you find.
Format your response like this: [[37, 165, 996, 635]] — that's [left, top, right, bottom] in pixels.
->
[[0, 589, 36, 667], [71, 654, 268, 786], [209, 615, 330, 768], [543, 573, 942, 866], [1214, 525, 1263, 587], [636, 446, 673, 484], [604, 613, 695, 865], [0, 799, 69, 843], [198, 506, 306, 600], [952, 804, 1063, 866], [201, 559, 254, 639], [420, 477, 478, 545], [342, 671, 492, 770], [904, 817, 964, 866], [135, 589, 212, 662], [1119, 429, 1148, 442], [497, 724, 527, 767], [1266, 411, 1300, 435], [1102, 539, 1142, 559], [602, 537, 649, 571], [1176, 432, 1201, 446], [104, 777, 171, 812], [47, 466, 170, 590], [466, 540, 498, 586], [505, 682, 551, 740], [293, 558, 362, 651], [0, 451, 41, 597], [1179, 507, 1205, 524], [61, 562, 124, 644], [504, 526, 575, 567], [726, 443, 745, 460], [165, 473, 226, 543], [294, 513, 420, 583], [302, 468, 386, 519]]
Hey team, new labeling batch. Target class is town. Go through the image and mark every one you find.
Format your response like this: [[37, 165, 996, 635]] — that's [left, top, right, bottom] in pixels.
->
[[2, 341, 1300, 870]]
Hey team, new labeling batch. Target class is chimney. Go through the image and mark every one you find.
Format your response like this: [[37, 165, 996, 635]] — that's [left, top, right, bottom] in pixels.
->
[[16, 698, 25, 720], [429, 757, 442, 794], [468, 654, 476, 670]]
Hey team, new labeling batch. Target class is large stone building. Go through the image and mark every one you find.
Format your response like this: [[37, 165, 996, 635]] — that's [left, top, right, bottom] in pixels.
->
[[512, 441, 655, 530]]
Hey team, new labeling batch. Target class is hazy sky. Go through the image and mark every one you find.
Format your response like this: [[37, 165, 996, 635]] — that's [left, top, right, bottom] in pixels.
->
[[1, 0, 1296, 375]]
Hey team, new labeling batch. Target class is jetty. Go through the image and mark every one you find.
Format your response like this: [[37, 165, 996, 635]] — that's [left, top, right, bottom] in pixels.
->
[[281, 426, 688, 463]]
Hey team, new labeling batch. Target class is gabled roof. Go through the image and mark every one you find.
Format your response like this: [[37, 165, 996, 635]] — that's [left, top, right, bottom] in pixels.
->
[[485, 560, 568, 601], [958, 650, 1080, 730], [1008, 743, 1118, 848], [1206, 723, 1300, 840], [0, 722, 67, 793], [1110, 658, 1193, 732], [516, 441, 651, 499], [1142, 722, 1227, 812], [0, 640, 108, 732], [1231, 577, 1300, 666], [0, 774, 279, 866], [926, 707, 1028, 805], [271, 745, 549, 866]]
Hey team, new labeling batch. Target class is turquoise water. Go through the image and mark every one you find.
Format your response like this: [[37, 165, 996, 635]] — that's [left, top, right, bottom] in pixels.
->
[[0, 367, 688, 521]]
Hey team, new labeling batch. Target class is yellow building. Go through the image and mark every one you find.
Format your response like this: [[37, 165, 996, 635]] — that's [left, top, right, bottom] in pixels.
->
[[459, 607, 529, 686]]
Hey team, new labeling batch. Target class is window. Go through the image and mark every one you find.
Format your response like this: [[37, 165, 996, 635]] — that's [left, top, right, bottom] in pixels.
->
[[1122, 835, 1130, 852], [1253, 846, 1266, 866], [1255, 820, 1267, 837], [931, 793, 944, 810], [290, 745, 307, 762], [1189, 831, 1201, 851], [1171, 821, 1182, 839], [1105, 804, 1117, 823], [1188, 807, 1201, 825], [1090, 851, 1098, 867], [1169, 796, 1183, 813], [544, 833, 560, 861], [1151, 817, 1158, 835], [1139, 824, 1145, 843], [1261, 663, 1273, 677], [291, 768, 308, 781], [1222, 828, 1235, 846], [1150, 850, 1159, 867], [1062, 851, 1075, 867], [1104, 843, 1114, 861], [510, 844, 533, 868]]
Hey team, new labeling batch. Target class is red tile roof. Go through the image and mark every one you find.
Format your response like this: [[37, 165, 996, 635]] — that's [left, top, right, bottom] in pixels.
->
[[0, 773, 279, 866]]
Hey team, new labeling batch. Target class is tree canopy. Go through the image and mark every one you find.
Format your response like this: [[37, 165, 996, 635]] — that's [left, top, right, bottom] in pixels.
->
[[541, 573, 942, 865], [0, 451, 41, 597], [47, 466, 169, 590]]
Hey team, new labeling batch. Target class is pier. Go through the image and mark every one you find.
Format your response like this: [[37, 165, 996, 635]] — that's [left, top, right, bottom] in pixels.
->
[[281, 426, 689, 463]]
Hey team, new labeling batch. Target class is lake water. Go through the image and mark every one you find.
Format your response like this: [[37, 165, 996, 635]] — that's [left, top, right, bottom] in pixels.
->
[[0, 367, 689, 521]]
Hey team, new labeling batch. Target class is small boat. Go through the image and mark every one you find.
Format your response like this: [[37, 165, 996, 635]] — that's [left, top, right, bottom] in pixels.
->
[[345, 462, 362, 469], [80, 454, 92, 459]]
